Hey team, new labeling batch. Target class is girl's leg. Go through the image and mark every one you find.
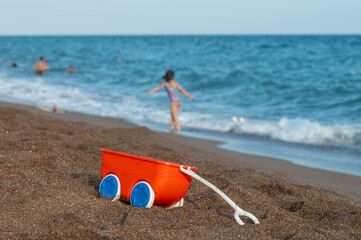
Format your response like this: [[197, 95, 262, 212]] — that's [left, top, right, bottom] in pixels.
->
[[171, 102, 181, 132], [170, 112, 175, 132]]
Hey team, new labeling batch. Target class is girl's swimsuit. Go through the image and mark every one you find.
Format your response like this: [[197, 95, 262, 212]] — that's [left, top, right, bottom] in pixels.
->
[[165, 83, 181, 103]]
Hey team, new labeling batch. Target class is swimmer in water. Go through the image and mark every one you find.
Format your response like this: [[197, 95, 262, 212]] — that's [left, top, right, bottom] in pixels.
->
[[34, 57, 48, 74], [147, 70, 194, 133], [67, 65, 76, 73]]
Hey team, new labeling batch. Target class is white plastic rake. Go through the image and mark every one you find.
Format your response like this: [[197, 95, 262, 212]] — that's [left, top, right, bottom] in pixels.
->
[[180, 166, 260, 226]]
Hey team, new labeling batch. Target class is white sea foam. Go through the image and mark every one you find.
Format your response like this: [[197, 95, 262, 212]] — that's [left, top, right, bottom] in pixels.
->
[[0, 74, 100, 113], [231, 118, 361, 147], [146, 107, 361, 147], [1, 73, 360, 148]]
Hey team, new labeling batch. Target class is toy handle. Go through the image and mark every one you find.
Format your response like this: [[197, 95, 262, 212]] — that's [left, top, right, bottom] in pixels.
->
[[180, 166, 259, 226], [234, 209, 245, 225], [234, 208, 260, 225]]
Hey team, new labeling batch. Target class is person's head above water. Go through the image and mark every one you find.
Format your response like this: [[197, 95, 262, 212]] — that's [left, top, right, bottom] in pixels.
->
[[163, 70, 174, 82], [39, 56, 44, 61], [67, 65, 76, 73]]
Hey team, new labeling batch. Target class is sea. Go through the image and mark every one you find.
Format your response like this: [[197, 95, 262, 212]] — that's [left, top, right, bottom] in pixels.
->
[[0, 35, 360, 176]]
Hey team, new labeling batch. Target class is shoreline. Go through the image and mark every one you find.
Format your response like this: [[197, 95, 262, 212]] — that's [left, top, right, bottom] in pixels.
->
[[1, 100, 360, 202]]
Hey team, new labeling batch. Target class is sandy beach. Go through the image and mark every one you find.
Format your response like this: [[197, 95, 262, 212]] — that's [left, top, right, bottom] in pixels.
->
[[0, 101, 360, 239]]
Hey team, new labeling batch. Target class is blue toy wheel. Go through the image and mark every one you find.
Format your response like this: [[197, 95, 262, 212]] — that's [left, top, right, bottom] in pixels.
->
[[99, 174, 121, 202], [130, 181, 155, 208]]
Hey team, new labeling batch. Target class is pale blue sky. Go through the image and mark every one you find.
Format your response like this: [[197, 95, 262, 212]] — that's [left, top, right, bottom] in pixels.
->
[[0, 0, 360, 35]]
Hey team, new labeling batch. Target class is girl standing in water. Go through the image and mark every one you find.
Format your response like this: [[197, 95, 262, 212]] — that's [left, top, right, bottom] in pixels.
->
[[147, 70, 194, 133]]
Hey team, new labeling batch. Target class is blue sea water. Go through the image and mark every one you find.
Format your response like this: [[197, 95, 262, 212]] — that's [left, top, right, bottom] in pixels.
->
[[0, 35, 360, 176]]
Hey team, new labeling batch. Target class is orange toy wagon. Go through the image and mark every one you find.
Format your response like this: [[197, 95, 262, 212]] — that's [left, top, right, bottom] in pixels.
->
[[99, 149, 260, 225], [99, 149, 197, 208]]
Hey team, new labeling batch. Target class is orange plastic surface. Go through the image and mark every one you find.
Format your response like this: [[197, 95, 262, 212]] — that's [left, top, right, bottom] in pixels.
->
[[100, 149, 198, 207]]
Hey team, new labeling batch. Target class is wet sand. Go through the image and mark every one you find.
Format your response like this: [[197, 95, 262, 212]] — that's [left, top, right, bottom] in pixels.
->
[[0, 101, 360, 239]]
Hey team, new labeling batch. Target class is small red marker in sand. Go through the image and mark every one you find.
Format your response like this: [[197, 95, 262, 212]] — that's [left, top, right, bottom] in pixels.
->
[[52, 105, 57, 112], [187, 153, 193, 158]]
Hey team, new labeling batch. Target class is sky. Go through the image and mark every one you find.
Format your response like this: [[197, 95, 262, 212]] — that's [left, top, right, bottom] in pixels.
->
[[0, 0, 360, 35]]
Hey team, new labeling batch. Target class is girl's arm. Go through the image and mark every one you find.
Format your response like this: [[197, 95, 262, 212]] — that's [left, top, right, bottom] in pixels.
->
[[147, 82, 166, 95], [177, 84, 194, 99]]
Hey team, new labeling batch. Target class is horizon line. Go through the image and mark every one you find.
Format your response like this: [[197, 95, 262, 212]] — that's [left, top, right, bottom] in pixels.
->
[[0, 33, 361, 37]]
